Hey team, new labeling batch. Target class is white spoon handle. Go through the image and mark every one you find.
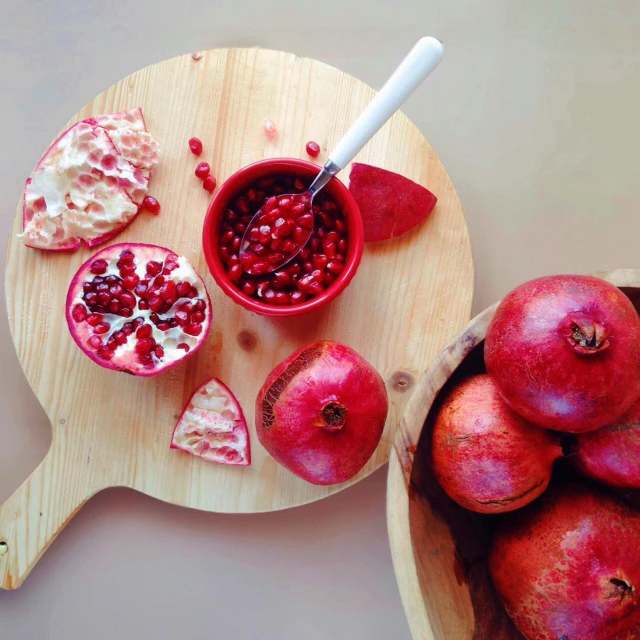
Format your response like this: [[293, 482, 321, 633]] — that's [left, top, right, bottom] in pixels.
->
[[328, 36, 443, 170]]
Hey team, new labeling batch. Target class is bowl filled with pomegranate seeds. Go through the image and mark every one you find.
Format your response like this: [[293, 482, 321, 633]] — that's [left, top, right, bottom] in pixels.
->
[[203, 158, 364, 316]]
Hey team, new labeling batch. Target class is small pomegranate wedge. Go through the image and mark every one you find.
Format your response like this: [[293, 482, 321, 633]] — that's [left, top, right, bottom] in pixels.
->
[[66, 242, 211, 375], [171, 378, 250, 466], [21, 107, 160, 250]]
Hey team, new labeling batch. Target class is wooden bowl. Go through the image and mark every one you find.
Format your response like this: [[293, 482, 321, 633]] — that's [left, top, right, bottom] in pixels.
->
[[387, 269, 640, 639]]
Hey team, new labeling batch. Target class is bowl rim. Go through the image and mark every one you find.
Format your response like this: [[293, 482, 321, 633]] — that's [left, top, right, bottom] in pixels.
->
[[202, 158, 364, 317], [385, 268, 640, 640]]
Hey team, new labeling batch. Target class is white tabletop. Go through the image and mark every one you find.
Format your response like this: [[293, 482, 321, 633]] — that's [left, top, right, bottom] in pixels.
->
[[1, 1, 639, 638]]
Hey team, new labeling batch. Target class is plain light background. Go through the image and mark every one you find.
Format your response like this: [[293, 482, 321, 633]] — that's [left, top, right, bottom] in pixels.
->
[[1, 1, 639, 638]]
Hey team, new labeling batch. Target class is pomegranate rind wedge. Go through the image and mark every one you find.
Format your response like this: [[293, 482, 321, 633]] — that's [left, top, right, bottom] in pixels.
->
[[21, 107, 159, 251], [171, 378, 251, 466], [348, 162, 437, 243], [66, 242, 212, 376]]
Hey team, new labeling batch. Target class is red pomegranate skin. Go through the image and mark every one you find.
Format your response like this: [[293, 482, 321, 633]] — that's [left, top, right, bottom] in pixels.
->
[[431, 374, 561, 514], [488, 484, 640, 640], [485, 275, 640, 433], [255, 341, 388, 485], [574, 396, 640, 488]]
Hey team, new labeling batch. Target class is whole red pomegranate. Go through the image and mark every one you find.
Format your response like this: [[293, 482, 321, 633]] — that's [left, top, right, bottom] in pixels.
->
[[573, 396, 640, 488], [488, 484, 640, 640], [431, 374, 562, 513], [255, 340, 388, 485], [485, 275, 640, 433]]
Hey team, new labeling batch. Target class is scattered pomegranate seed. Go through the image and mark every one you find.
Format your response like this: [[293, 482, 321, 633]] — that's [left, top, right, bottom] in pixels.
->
[[195, 162, 210, 180], [305, 141, 320, 158], [263, 118, 276, 138], [142, 195, 160, 214], [192, 52, 203, 61], [188, 137, 203, 156], [203, 175, 217, 193]]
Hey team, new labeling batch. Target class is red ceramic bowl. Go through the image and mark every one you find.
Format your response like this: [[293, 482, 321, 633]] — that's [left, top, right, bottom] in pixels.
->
[[202, 158, 364, 316]]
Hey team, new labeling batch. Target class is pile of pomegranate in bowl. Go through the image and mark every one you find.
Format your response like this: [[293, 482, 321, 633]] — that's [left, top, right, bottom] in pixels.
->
[[202, 159, 364, 316], [388, 272, 640, 640]]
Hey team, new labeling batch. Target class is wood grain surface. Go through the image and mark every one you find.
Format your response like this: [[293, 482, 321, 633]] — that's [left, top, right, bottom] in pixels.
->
[[0, 48, 472, 590], [387, 269, 640, 639]]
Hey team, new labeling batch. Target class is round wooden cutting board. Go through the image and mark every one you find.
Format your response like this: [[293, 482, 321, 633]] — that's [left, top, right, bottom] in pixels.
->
[[0, 48, 472, 589]]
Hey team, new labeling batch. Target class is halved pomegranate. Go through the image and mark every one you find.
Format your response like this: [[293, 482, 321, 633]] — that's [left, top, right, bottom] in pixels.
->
[[20, 107, 160, 251], [66, 242, 211, 375], [171, 378, 250, 466]]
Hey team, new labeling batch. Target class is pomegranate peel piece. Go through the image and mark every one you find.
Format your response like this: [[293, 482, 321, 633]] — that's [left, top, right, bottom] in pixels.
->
[[171, 378, 250, 466], [348, 162, 437, 243], [20, 107, 160, 251]]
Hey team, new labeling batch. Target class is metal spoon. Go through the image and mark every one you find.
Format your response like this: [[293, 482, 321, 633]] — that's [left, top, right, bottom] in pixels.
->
[[240, 36, 443, 276]]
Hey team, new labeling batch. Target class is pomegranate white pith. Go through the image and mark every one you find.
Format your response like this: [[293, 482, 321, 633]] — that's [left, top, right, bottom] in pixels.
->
[[21, 107, 159, 250], [171, 378, 250, 466], [66, 243, 211, 375]]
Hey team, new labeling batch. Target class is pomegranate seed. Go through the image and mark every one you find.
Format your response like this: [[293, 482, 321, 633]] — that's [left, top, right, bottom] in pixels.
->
[[231, 237, 241, 251], [90, 259, 108, 275], [94, 323, 110, 334], [324, 241, 337, 258], [88, 336, 103, 349], [307, 281, 324, 295], [290, 290, 305, 304], [138, 300, 149, 310], [120, 292, 136, 308], [132, 317, 145, 329], [228, 264, 243, 281], [146, 261, 162, 276], [95, 283, 109, 293], [293, 178, 305, 191], [263, 118, 276, 138], [240, 253, 256, 270], [177, 343, 190, 352], [203, 175, 216, 192], [174, 281, 189, 297], [154, 345, 164, 358], [184, 323, 202, 336], [148, 296, 162, 312], [195, 162, 210, 180], [192, 311, 205, 323], [108, 300, 121, 314], [122, 323, 134, 335], [136, 325, 152, 339], [87, 314, 102, 326], [312, 254, 329, 270], [135, 339, 155, 354], [156, 322, 170, 331], [97, 347, 114, 361], [221, 230, 234, 245], [305, 141, 320, 157], [241, 281, 257, 296], [114, 331, 127, 345], [303, 261, 314, 274], [188, 287, 198, 298], [252, 261, 271, 275], [326, 261, 344, 275], [298, 213, 314, 229], [275, 292, 289, 305], [194, 299, 206, 312], [338, 238, 347, 254], [72, 304, 87, 322], [143, 195, 160, 214], [175, 310, 189, 325], [153, 275, 165, 287], [235, 197, 249, 214], [188, 137, 203, 156]]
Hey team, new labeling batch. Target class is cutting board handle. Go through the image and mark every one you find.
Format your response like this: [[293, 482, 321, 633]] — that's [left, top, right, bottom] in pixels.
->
[[0, 441, 96, 590]]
